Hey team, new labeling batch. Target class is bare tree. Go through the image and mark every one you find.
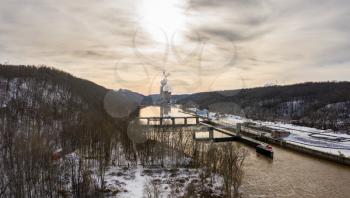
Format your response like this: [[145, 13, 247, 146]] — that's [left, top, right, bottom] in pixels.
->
[[219, 144, 248, 198]]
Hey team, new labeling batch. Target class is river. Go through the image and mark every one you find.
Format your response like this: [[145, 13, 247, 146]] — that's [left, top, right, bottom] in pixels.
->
[[140, 106, 350, 198]]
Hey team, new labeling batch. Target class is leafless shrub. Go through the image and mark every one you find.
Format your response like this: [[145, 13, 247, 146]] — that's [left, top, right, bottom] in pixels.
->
[[144, 179, 161, 198]]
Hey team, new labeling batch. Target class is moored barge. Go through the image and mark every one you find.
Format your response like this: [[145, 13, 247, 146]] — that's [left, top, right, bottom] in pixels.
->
[[256, 144, 274, 158]]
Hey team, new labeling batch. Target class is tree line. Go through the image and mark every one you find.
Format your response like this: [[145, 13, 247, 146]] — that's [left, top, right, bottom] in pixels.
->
[[178, 82, 350, 132]]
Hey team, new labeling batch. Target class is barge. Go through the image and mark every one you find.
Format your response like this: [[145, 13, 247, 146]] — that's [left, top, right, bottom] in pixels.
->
[[256, 144, 274, 158]]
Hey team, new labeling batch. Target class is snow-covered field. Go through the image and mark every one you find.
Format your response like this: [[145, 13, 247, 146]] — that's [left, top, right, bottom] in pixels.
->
[[190, 108, 350, 158], [59, 148, 223, 197], [101, 165, 223, 198]]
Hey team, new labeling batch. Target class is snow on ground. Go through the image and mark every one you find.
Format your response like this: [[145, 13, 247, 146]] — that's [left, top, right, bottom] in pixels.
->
[[99, 164, 223, 198], [85, 145, 223, 198], [116, 165, 146, 198], [289, 141, 350, 157], [190, 108, 350, 157]]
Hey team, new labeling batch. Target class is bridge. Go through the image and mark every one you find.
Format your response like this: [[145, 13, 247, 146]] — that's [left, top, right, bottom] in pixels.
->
[[138, 116, 200, 127], [137, 116, 266, 146], [138, 116, 265, 145], [136, 114, 273, 158]]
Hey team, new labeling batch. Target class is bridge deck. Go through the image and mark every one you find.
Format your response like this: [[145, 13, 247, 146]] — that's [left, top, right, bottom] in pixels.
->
[[138, 116, 200, 126], [198, 122, 267, 147]]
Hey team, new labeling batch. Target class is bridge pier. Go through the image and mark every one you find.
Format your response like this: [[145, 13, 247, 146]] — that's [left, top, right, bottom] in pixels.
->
[[209, 127, 214, 140], [236, 123, 241, 135]]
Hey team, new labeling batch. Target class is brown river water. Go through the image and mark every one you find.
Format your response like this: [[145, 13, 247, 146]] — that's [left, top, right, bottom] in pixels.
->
[[140, 106, 350, 198]]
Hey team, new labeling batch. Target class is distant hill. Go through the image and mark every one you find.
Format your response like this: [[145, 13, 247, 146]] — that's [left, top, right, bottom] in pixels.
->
[[117, 88, 145, 105], [0, 64, 143, 116], [177, 82, 350, 132], [0, 64, 142, 152], [141, 94, 190, 105]]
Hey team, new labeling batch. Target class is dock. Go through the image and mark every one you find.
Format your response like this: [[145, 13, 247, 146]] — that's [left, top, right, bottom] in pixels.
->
[[199, 122, 269, 146]]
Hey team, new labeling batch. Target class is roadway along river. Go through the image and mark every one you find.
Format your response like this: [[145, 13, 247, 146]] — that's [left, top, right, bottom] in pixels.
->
[[140, 106, 350, 198]]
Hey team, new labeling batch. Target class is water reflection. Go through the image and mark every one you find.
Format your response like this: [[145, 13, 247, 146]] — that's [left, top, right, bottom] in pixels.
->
[[140, 105, 192, 117]]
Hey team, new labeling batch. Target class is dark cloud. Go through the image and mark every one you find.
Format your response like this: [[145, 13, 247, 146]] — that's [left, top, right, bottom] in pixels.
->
[[72, 50, 121, 60], [200, 27, 270, 42], [189, 0, 268, 9]]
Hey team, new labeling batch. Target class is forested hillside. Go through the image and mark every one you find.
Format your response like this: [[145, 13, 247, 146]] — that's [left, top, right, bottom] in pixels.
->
[[177, 82, 350, 132], [0, 65, 249, 197], [0, 65, 140, 197]]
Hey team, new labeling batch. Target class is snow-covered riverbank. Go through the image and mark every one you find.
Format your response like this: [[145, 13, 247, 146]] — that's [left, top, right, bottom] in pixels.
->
[[189, 108, 350, 157]]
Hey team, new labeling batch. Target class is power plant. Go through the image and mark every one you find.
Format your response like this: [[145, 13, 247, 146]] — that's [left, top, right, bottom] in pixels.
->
[[160, 71, 171, 117]]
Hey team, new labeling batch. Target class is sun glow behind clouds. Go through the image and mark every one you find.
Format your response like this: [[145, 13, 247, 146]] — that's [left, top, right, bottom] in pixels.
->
[[137, 0, 188, 43]]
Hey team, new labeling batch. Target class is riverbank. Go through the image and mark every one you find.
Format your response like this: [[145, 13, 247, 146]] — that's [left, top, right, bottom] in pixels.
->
[[239, 127, 350, 165], [185, 107, 350, 165]]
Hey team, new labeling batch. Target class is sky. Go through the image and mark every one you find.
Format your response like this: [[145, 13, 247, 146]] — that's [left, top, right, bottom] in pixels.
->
[[0, 0, 349, 95]]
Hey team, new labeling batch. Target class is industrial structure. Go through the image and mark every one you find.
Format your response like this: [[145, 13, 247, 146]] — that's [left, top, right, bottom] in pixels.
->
[[160, 71, 172, 117]]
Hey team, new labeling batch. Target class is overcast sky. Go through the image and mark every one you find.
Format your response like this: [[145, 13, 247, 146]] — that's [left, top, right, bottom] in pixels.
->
[[0, 0, 349, 94]]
